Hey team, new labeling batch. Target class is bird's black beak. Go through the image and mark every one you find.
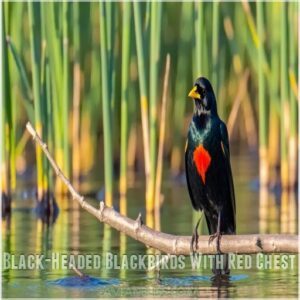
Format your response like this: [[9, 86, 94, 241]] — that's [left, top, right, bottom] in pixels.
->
[[188, 86, 201, 100]]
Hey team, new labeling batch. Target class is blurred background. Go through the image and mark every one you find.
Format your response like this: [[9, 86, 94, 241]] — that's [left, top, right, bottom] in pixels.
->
[[1, 1, 299, 297], [2, 0, 298, 223]]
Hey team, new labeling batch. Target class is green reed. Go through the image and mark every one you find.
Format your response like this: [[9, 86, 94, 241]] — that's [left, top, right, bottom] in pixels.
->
[[119, 2, 131, 198], [148, 2, 162, 211], [28, 2, 44, 200], [71, 1, 81, 186], [99, 2, 113, 206], [62, 2, 70, 178], [6, 39, 34, 121], [2, 2, 13, 198], [288, 2, 298, 187], [171, 2, 193, 176], [280, 2, 289, 188], [194, 1, 203, 77], [133, 2, 150, 199], [267, 3, 280, 186], [256, 1, 268, 186], [211, 1, 219, 91]]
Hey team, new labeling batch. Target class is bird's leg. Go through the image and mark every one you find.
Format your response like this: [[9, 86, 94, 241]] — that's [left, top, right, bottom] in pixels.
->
[[208, 211, 222, 253], [190, 216, 202, 253]]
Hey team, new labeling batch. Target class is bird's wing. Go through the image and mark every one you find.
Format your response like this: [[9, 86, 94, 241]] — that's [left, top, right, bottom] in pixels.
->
[[220, 121, 236, 213], [185, 140, 202, 211]]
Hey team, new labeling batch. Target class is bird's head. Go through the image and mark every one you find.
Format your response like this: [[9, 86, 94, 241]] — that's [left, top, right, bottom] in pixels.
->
[[188, 77, 217, 115]]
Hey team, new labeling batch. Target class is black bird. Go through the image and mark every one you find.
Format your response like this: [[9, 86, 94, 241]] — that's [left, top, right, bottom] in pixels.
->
[[185, 77, 236, 275]]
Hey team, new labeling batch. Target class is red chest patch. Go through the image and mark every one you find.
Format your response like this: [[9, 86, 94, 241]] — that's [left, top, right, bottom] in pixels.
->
[[193, 145, 211, 184]]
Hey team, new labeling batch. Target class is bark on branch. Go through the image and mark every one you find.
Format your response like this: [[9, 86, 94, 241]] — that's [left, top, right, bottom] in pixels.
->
[[26, 122, 299, 255]]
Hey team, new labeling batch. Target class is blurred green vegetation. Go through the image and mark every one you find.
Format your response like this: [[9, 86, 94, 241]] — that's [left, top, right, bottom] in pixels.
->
[[1, 2, 298, 210]]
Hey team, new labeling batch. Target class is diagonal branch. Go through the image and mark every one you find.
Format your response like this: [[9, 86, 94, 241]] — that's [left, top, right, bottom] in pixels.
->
[[26, 122, 298, 255]]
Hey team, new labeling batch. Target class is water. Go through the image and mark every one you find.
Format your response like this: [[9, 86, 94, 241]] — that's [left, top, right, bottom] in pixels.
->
[[2, 150, 298, 298]]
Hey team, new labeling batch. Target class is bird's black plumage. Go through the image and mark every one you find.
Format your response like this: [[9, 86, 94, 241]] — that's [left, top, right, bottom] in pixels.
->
[[185, 77, 236, 274]]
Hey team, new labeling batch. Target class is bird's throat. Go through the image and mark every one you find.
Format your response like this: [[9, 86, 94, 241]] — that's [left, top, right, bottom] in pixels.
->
[[194, 100, 210, 116]]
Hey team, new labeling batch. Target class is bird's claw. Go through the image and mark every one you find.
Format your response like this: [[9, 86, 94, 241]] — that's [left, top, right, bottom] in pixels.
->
[[190, 230, 199, 254], [208, 231, 222, 253], [190, 216, 202, 254], [208, 232, 218, 244]]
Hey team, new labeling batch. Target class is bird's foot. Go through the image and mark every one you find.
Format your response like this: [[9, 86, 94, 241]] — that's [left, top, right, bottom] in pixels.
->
[[190, 216, 202, 254], [190, 230, 199, 254], [208, 231, 222, 253]]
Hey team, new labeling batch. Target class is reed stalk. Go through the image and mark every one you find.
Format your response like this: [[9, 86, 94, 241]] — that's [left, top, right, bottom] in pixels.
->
[[242, 1, 270, 77], [40, 35, 48, 193], [170, 2, 192, 176], [62, 2, 70, 178], [45, 57, 53, 191], [72, 2, 81, 188], [211, 1, 219, 90], [6, 38, 34, 121], [5, 3, 17, 195], [107, 3, 116, 116], [144, 2, 150, 87], [288, 2, 297, 188], [280, 2, 289, 189], [28, 2, 44, 201], [194, 1, 203, 77], [99, 2, 113, 206], [119, 2, 131, 200], [148, 2, 162, 213], [154, 54, 170, 230], [41, 2, 64, 194], [2, 4, 12, 204], [133, 2, 150, 195], [267, 2, 280, 187], [256, 1, 269, 186]]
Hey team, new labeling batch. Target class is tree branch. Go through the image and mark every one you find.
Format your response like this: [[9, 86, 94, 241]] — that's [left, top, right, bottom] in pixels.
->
[[26, 122, 298, 255]]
